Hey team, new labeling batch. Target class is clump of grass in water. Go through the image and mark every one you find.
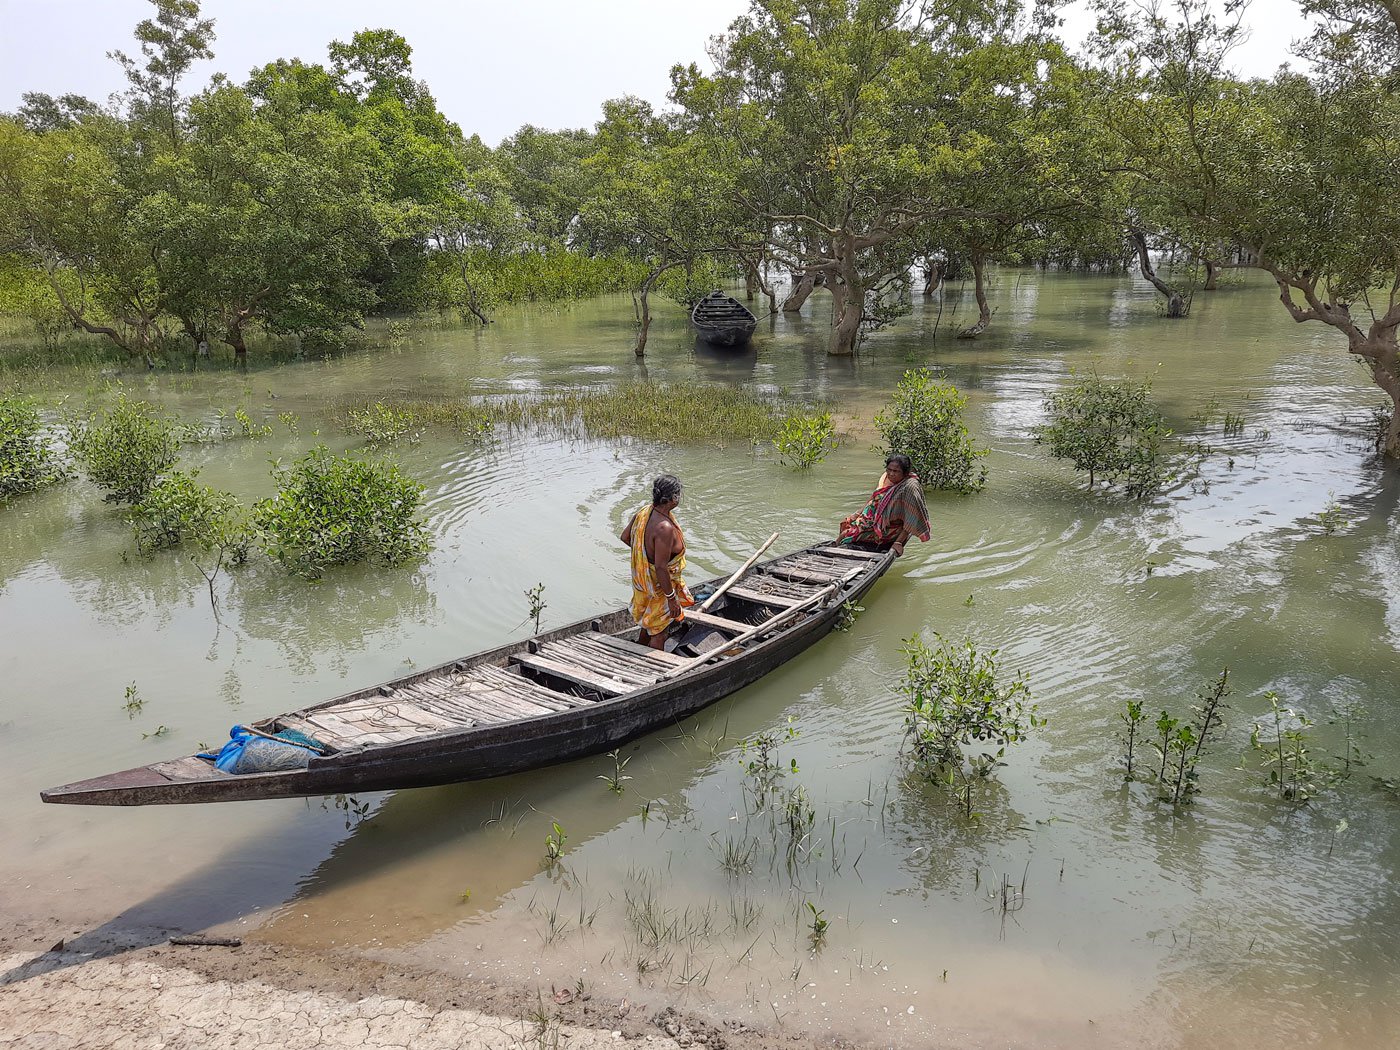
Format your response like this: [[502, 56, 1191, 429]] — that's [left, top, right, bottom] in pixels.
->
[[334, 383, 830, 447], [334, 397, 503, 438], [805, 902, 829, 949]]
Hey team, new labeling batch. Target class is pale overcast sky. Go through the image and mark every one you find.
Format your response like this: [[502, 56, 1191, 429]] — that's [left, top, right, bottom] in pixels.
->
[[0, 0, 1309, 145]]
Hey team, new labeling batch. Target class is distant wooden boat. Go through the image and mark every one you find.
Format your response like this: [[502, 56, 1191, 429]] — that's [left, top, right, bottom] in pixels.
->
[[691, 291, 758, 347], [42, 543, 894, 806]]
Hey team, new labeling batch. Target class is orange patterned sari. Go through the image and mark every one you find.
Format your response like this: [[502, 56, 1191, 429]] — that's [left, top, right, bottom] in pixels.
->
[[629, 505, 695, 636]]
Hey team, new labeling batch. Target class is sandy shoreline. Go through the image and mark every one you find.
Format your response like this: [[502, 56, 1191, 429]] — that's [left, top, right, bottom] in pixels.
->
[[0, 919, 820, 1050]]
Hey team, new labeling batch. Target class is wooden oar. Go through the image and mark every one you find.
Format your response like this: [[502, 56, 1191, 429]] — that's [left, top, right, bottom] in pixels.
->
[[698, 531, 779, 613], [661, 581, 838, 681]]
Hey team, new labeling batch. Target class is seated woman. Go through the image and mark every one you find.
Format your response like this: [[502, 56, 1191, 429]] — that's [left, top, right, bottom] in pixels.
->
[[838, 453, 931, 557]]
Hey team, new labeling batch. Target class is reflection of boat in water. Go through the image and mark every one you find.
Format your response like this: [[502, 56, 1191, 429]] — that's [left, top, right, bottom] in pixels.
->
[[691, 291, 758, 347], [692, 334, 758, 380], [44, 543, 895, 806]]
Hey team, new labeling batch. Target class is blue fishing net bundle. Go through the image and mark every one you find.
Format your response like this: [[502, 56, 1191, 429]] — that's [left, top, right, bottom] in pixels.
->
[[199, 726, 326, 774]]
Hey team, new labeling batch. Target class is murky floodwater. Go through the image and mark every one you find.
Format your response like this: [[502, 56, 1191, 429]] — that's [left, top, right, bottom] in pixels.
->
[[3, 271, 1398, 1048]]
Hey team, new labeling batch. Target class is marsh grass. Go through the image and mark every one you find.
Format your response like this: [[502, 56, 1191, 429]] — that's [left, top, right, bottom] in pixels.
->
[[529, 892, 574, 946], [334, 383, 832, 448], [714, 833, 759, 876]]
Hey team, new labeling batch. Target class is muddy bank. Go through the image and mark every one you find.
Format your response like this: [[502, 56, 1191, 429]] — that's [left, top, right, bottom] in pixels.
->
[[0, 921, 810, 1050]]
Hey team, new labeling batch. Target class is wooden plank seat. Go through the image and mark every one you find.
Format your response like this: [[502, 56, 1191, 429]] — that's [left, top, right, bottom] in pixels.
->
[[725, 585, 811, 609], [725, 571, 823, 608], [785, 553, 861, 572], [589, 631, 691, 667], [526, 635, 678, 693], [460, 664, 586, 710], [680, 608, 748, 633], [815, 545, 885, 561], [765, 563, 855, 585], [510, 650, 638, 697]]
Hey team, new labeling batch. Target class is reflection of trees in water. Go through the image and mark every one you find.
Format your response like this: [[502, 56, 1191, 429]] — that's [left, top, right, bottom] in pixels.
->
[[47, 536, 201, 632], [230, 565, 439, 676], [0, 484, 110, 596], [885, 769, 1028, 896]]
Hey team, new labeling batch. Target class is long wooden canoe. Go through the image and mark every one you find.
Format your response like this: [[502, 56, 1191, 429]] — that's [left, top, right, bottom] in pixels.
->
[[41, 542, 894, 806], [691, 291, 758, 347]]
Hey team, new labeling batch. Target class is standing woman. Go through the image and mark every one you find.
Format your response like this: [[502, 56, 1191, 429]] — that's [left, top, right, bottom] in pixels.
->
[[620, 475, 695, 649]]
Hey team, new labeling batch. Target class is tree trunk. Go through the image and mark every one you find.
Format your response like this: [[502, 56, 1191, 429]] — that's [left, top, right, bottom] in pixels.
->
[[459, 260, 492, 325], [956, 253, 992, 338], [1203, 257, 1218, 291], [782, 272, 816, 312], [1129, 228, 1187, 317], [1268, 263, 1400, 458], [37, 255, 140, 357], [632, 264, 679, 357], [224, 323, 248, 362], [827, 261, 864, 356], [1360, 341, 1400, 457], [742, 263, 757, 301], [633, 286, 653, 358], [923, 260, 944, 296]]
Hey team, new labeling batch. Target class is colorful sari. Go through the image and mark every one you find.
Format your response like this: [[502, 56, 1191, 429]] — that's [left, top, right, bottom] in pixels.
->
[[629, 505, 695, 636], [838, 474, 932, 549]]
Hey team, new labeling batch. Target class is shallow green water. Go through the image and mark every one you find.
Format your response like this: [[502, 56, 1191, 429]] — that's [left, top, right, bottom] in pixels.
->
[[2, 271, 1398, 1048]]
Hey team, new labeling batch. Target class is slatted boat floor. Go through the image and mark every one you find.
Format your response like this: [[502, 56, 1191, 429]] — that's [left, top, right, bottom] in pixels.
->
[[725, 571, 825, 608], [511, 631, 687, 695], [279, 660, 601, 748]]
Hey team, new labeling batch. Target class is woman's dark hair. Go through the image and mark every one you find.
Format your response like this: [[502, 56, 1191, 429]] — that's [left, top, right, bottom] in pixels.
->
[[652, 474, 683, 505], [885, 453, 912, 474]]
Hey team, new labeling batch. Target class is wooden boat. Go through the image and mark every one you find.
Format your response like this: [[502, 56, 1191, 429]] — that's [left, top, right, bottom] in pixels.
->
[[691, 291, 758, 346], [41, 542, 894, 806]]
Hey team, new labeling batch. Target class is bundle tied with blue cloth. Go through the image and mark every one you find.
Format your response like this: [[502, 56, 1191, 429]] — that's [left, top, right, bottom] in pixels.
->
[[199, 725, 327, 775]]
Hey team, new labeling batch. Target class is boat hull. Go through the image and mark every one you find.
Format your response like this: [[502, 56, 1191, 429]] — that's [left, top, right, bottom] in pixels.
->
[[41, 544, 893, 805], [691, 292, 758, 347]]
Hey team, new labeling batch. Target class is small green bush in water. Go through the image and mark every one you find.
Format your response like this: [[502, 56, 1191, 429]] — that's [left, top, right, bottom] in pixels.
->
[[254, 447, 432, 578], [874, 370, 987, 493], [131, 471, 247, 557], [1035, 375, 1176, 497], [901, 634, 1039, 780], [774, 411, 837, 469], [0, 394, 66, 499], [68, 394, 181, 502], [346, 402, 423, 446]]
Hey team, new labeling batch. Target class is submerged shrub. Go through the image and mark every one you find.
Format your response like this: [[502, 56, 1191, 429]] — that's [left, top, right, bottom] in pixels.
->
[[1120, 669, 1230, 804], [874, 370, 987, 493], [254, 447, 432, 578], [773, 411, 837, 469], [1035, 375, 1176, 497], [0, 394, 66, 499], [68, 393, 181, 502], [900, 635, 1039, 781], [131, 471, 247, 557]]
